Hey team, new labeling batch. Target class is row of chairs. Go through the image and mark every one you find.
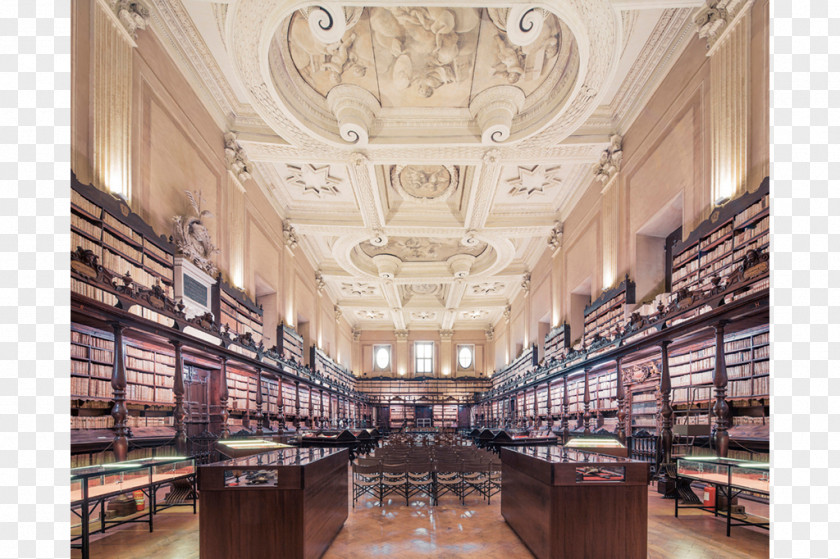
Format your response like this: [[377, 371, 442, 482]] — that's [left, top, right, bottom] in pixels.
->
[[352, 454, 502, 507]]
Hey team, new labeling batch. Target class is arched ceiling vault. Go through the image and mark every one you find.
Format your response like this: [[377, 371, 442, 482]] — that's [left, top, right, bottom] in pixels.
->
[[146, 0, 702, 330]]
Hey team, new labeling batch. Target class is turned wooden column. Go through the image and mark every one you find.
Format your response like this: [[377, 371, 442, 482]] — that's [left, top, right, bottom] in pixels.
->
[[561, 375, 570, 442], [278, 379, 285, 429], [712, 321, 730, 457], [328, 393, 333, 426], [659, 341, 674, 463], [294, 381, 301, 427], [615, 356, 626, 445], [172, 340, 187, 454], [110, 323, 129, 461], [546, 382, 552, 428], [308, 388, 314, 426], [583, 367, 592, 435], [219, 356, 230, 438], [319, 389, 325, 427], [254, 369, 264, 436]]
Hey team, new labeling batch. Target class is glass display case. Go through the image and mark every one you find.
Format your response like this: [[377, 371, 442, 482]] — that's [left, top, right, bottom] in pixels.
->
[[70, 456, 196, 559], [675, 456, 769, 537], [500, 446, 648, 559], [199, 447, 349, 559], [215, 438, 294, 459], [564, 437, 628, 458]]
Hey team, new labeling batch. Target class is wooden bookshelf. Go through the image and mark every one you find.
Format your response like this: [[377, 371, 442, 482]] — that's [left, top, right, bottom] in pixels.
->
[[71, 179, 176, 302], [277, 323, 304, 363], [583, 276, 635, 348], [671, 180, 769, 294], [311, 345, 355, 386], [213, 277, 263, 343], [123, 342, 175, 405], [544, 323, 570, 363], [70, 325, 115, 402], [492, 345, 538, 389]]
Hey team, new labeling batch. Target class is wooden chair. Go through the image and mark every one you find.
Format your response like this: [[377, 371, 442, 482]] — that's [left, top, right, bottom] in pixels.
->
[[352, 458, 381, 507], [379, 461, 409, 506]]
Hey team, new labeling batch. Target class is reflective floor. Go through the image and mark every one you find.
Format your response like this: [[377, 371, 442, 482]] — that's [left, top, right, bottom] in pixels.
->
[[75, 468, 770, 558]]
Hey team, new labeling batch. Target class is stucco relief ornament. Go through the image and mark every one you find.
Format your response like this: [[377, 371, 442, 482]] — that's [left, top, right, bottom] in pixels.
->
[[592, 134, 623, 183], [693, 0, 743, 50], [299, 4, 363, 44], [224, 133, 252, 183], [172, 190, 219, 277], [461, 229, 480, 247], [315, 271, 326, 293], [369, 228, 388, 247], [548, 221, 563, 251], [111, 0, 149, 39], [283, 221, 298, 251]]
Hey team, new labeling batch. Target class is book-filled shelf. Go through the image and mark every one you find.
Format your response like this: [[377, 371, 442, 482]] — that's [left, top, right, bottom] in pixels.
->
[[671, 181, 769, 296], [475, 179, 770, 470], [212, 277, 263, 344], [311, 345, 355, 388], [71, 179, 178, 328], [544, 323, 570, 363], [583, 275, 635, 349], [277, 323, 304, 363], [70, 176, 369, 465], [490, 344, 538, 393]]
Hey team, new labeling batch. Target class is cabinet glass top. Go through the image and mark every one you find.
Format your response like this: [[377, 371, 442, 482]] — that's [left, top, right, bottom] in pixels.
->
[[71, 456, 193, 480], [677, 456, 769, 470], [509, 445, 640, 464], [207, 446, 343, 468]]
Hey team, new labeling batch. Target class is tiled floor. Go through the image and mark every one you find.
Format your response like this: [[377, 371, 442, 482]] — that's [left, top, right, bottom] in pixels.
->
[[76, 473, 769, 558]]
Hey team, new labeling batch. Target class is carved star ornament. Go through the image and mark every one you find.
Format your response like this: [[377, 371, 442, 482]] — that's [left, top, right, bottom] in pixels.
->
[[285, 164, 341, 197], [506, 165, 563, 198]]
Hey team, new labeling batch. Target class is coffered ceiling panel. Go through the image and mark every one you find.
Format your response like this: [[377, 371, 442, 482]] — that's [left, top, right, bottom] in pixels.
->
[[152, 0, 699, 331]]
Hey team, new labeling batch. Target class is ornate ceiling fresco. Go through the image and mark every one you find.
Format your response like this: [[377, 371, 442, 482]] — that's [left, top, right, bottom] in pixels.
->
[[149, 0, 701, 330]]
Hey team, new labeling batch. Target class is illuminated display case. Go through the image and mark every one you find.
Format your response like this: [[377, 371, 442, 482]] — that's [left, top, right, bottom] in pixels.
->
[[215, 439, 295, 459], [564, 437, 628, 458], [71, 456, 196, 559], [675, 456, 769, 537], [501, 446, 648, 559], [199, 447, 348, 559]]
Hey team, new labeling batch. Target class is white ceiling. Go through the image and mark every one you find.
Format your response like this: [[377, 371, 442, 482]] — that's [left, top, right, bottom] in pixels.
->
[[148, 0, 700, 331]]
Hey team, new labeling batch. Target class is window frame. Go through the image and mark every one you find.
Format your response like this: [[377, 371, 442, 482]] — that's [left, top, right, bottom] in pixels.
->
[[373, 344, 392, 373], [414, 341, 434, 376], [456, 344, 475, 371]]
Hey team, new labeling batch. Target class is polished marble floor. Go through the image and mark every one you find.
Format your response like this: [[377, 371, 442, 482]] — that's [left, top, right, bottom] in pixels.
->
[[76, 471, 769, 558]]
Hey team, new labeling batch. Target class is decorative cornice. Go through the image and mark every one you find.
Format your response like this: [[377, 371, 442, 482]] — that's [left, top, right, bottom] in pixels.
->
[[334, 304, 342, 321], [394, 329, 409, 341], [439, 329, 454, 341], [521, 273, 531, 294]]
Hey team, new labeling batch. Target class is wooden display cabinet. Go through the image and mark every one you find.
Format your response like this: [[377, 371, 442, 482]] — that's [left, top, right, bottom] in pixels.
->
[[199, 447, 348, 559], [501, 446, 648, 559]]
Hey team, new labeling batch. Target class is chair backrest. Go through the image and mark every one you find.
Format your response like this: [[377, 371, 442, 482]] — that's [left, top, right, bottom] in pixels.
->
[[381, 461, 407, 474], [354, 458, 381, 475]]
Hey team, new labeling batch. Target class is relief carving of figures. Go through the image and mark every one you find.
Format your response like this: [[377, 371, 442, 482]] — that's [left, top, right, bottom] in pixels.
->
[[288, 12, 374, 96], [479, 14, 562, 94], [370, 7, 479, 102], [172, 190, 219, 276]]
